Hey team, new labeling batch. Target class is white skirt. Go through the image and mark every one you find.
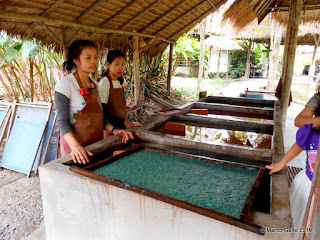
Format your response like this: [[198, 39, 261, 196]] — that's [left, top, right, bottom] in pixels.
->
[[289, 170, 312, 239]]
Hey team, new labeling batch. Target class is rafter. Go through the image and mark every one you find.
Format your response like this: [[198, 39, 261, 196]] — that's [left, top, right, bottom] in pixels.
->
[[168, 0, 227, 41], [42, 0, 65, 16], [77, 0, 105, 23], [99, 0, 139, 28], [152, 0, 208, 36], [268, 3, 320, 10], [0, 10, 174, 43], [138, 0, 189, 33], [41, 23, 63, 45], [120, 0, 162, 30]]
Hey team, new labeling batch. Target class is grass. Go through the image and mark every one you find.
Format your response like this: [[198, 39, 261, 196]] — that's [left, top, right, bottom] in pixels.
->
[[291, 83, 316, 104], [171, 76, 232, 100]]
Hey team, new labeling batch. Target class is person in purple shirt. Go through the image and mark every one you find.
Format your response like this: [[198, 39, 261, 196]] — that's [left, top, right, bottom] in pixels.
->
[[266, 123, 318, 239]]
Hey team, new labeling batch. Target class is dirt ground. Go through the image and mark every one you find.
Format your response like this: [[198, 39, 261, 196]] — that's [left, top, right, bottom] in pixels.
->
[[0, 169, 43, 240]]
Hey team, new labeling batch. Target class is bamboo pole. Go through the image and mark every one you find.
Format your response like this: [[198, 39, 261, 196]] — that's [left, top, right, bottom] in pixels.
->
[[168, 0, 227, 41], [267, 23, 282, 91], [198, 19, 206, 93], [0, 10, 174, 44], [76, 0, 105, 23], [133, 35, 140, 106], [167, 43, 174, 92], [152, 0, 208, 36], [120, 0, 162, 30], [29, 58, 34, 102], [244, 39, 252, 80], [280, 0, 302, 129], [307, 34, 319, 81], [138, 0, 189, 33]]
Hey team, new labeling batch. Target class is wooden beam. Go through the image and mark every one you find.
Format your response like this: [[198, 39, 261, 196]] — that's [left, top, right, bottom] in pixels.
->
[[244, 39, 252, 79], [120, 0, 162, 30], [99, 0, 139, 28], [60, 25, 68, 61], [152, 0, 208, 37], [167, 43, 174, 92], [198, 19, 206, 93], [41, 23, 63, 45], [138, 0, 189, 33], [76, 0, 106, 23], [280, 0, 302, 128], [268, 3, 320, 10], [168, 0, 227, 40], [42, 0, 65, 16], [0, 10, 174, 44], [67, 28, 82, 45], [133, 35, 140, 106]]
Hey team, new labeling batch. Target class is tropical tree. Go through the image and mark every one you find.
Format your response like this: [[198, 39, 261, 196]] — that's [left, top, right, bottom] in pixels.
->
[[0, 34, 64, 102]]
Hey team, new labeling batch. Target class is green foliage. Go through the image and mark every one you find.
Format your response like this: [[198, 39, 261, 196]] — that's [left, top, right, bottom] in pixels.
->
[[228, 40, 263, 79], [0, 34, 64, 101]]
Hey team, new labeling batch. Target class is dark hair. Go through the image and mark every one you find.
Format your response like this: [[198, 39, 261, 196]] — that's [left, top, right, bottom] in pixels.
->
[[102, 49, 125, 85], [63, 40, 96, 72]]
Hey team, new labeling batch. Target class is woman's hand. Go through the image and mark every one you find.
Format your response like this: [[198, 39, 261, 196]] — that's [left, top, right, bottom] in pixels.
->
[[70, 143, 93, 164], [124, 120, 142, 129], [265, 162, 285, 175], [113, 129, 134, 143]]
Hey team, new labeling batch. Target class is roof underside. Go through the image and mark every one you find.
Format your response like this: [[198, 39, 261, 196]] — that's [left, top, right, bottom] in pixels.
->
[[223, 0, 320, 31], [0, 0, 227, 55]]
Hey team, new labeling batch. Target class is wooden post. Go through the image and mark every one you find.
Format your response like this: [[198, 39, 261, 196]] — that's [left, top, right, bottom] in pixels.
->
[[205, 46, 212, 80], [60, 26, 68, 62], [197, 19, 206, 93], [267, 23, 282, 91], [133, 35, 140, 106], [167, 43, 174, 92], [299, 140, 320, 240], [308, 34, 319, 80], [306, 40, 318, 96], [244, 39, 252, 79], [279, 0, 302, 129], [226, 50, 229, 80]]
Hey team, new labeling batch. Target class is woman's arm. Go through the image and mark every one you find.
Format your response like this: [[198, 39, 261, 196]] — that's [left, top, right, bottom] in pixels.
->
[[105, 123, 133, 143], [55, 91, 92, 164], [294, 106, 320, 128], [62, 132, 93, 164], [124, 119, 142, 129], [265, 143, 303, 174]]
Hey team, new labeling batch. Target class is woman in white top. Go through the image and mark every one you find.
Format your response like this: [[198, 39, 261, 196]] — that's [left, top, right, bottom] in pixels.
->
[[99, 50, 141, 130], [55, 41, 133, 164]]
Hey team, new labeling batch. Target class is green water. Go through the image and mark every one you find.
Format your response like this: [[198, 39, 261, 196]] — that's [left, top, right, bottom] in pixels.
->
[[93, 149, 259, 218]]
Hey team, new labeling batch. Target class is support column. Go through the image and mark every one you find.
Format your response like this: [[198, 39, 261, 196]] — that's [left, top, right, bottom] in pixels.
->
[[133, 35, 140, 106], [244, 39, 252, 79], [60, 25, 68, 62], [267, 22, 282, 91], [279, 0, 302, 128], [167, 43, 174, 92], [308, 34, 319, 80], [197, 19, 206, 93]]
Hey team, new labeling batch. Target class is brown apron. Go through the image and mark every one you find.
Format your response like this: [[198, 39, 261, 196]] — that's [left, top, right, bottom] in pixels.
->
[[60, 77, 103, 156], [106, 75, 127, 120]]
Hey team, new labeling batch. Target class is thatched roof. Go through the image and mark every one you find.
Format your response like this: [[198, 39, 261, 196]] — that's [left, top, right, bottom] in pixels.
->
[[0, 0, 228, 56], [223, 0, 320, 31], [204, 36, 243, 50]]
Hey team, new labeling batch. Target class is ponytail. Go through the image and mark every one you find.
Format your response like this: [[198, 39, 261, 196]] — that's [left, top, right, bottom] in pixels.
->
[[63, 40, 95, 72]]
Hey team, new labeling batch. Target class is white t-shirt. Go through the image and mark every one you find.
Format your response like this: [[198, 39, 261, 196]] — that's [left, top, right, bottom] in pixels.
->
[[98, 77, 122, 104], [54, 73, 99, 118]]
